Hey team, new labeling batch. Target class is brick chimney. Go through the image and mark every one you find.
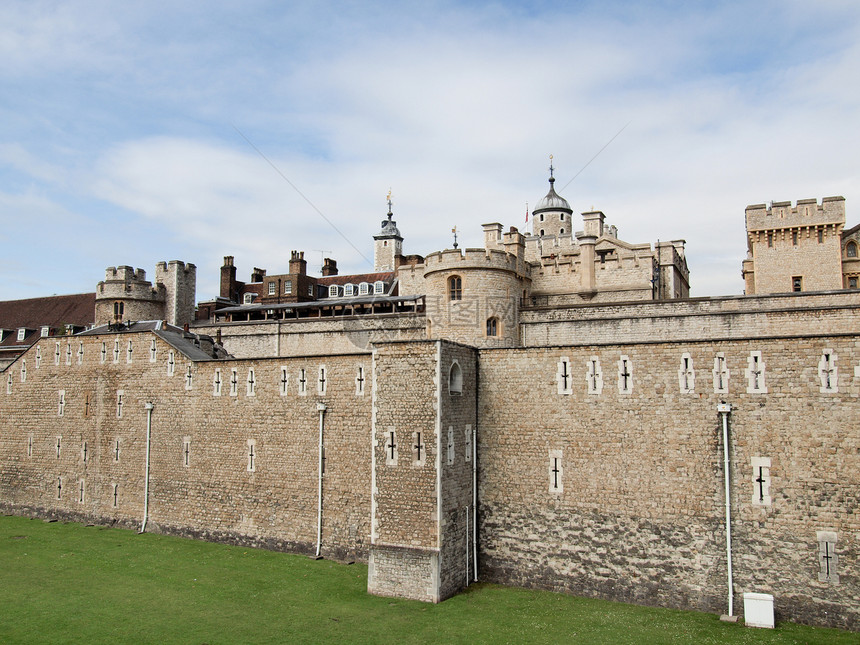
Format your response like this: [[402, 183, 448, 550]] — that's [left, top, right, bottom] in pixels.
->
[[289, 251, 307, 276], [250, 267, 266, 283], [322, 258, 338, 276]]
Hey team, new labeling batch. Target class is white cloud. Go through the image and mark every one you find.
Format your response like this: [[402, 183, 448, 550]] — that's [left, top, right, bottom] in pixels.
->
[[2, 1, 860, 301]]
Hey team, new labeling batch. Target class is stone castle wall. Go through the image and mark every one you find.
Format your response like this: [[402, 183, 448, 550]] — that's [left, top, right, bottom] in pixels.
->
[[520, 290, 860, 346], [476, 338, 858, 630], [0, 334, 373, 561], [0, 320, 857, 629], [208, 314, 427, 359]]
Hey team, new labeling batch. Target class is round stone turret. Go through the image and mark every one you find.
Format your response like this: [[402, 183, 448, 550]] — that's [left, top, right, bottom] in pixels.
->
[[532, 172, 573, 239]]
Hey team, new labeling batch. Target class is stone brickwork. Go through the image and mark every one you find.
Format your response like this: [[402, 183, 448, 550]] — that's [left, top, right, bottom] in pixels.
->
[[743, 197, 846, 295], [367, 340, 477, 602], [0, 318, 857, 629], [521, 290, 860, 346], [212, 315, 427, 359], [0, 332, 372, 561], [477, 337, 858, 631]]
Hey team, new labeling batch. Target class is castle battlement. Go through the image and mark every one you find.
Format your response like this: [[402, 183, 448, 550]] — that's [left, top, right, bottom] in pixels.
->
[[423, 247, 530, 276], [745, 196, 846, 232], [103, 265, 147, 282]]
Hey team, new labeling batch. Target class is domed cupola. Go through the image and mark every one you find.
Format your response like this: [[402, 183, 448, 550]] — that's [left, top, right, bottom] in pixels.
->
[[531, 160, 573, 237]]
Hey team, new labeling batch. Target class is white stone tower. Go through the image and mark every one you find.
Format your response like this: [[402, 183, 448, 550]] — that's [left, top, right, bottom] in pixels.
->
[[374, 194, 403, 272], [531, 160, 573, 238]]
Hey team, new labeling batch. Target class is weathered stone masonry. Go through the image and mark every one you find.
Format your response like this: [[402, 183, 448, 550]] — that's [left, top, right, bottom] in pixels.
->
[[477, 338, 858, 630], [0, 327, 857, 630]]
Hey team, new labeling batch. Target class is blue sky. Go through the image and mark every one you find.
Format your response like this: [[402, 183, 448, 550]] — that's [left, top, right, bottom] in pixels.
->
[[2, 0, 859, 301]]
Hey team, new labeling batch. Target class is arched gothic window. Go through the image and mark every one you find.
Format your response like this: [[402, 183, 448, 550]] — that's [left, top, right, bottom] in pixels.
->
[[448, 361, 463, 395], [847, 241, 858, 258], [448, 275, 462, 301], [486, 317, 499, 337]]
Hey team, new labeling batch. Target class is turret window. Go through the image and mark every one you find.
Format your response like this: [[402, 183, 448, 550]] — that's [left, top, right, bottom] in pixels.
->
[[486, 317, 499, 337], [448, 276, 463, 301]]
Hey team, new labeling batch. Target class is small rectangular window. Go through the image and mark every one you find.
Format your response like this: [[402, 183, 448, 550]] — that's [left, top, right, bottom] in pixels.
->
[[16, 328, 26, 341], [792, 276, 802, 292], [818, 229, 824, 243], [284, 280, 292, 294], [268, 282, 276, 295], [308, 284, 314, 296], [792, 230, 798, 246], [767, 232, 773, 248]]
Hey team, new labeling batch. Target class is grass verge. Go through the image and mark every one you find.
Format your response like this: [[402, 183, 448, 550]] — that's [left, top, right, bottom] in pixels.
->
[[0, 515, 854, 644]]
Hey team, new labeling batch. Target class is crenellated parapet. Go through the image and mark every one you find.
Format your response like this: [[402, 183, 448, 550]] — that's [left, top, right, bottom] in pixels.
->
[[746, 197, 845, 234], [423, 247, 531, 279]]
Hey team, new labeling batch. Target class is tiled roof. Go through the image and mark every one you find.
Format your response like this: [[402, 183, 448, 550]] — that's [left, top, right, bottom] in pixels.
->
[[0, 293, 95, 330]]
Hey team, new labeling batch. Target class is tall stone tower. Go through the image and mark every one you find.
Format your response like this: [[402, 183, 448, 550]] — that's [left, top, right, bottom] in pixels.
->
[[368, 340, 478, 602], [742, 197, 845, 294], [95, 261, 196, 327], [154, 260, 197, 326], [531, 162, 573, 238], [374, 196, 403, 272]]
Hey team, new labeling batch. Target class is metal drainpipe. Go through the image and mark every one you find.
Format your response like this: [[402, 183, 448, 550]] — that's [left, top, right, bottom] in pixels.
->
[[473, 360, 479, 583], [315, 402, 327, 557], [718, 402, 734, 616], [140, 402, 154, 534]]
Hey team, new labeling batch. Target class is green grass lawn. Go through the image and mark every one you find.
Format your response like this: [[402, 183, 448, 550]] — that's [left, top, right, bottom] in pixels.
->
[[0, 515, 854, 644]]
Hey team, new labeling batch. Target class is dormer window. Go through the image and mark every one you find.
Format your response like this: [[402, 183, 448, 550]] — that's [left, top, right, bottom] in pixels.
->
[[374, 281, 385, 294], [344, 284, 355, 296], [359, 282, 370, 295], [17, 328, 26, 342], [328, 285, 339, 298], [243, 293, 255, 304], [41, 326, 49, 337]]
